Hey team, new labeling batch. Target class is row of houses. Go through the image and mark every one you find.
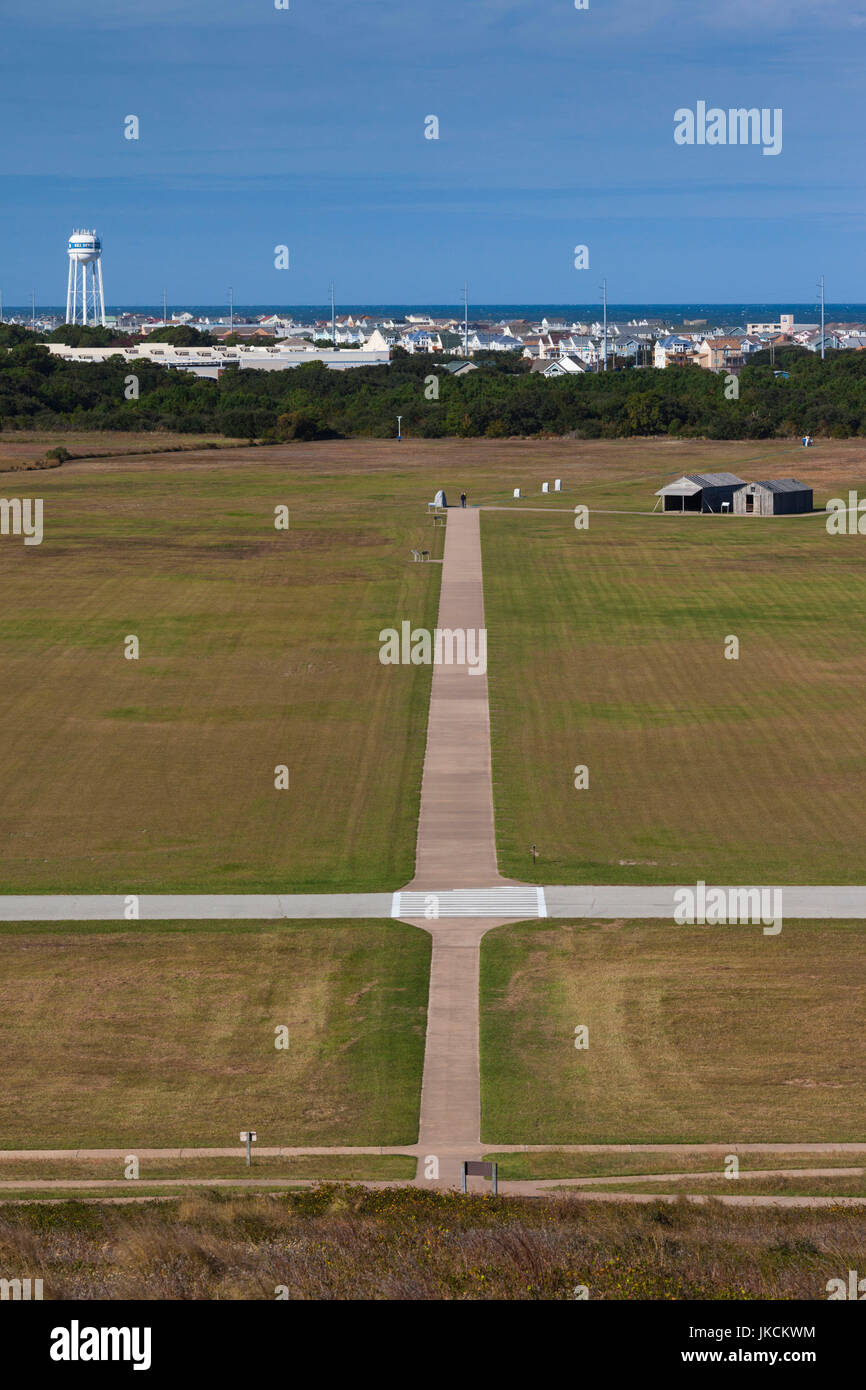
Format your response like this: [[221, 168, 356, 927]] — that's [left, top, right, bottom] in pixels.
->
[[121, 309, 666, 362], [654, 315, 866, 374], [23, 302, 866, 379], [241, 309, 866, 370]]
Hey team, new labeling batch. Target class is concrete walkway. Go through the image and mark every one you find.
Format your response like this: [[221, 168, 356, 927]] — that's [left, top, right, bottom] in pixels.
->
[[398, 507, 532, 1186], [0, 893, 394, 921], [4, 883, 866, 922], [409, 919, 510, 1187], [545, 885, 866, 918], [405, 507, 516, 891]]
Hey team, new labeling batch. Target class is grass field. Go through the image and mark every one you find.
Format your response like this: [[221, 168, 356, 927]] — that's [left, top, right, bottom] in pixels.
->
[[483, 447, 866, 884], [3, 435, 866, 892], [0, 1156, 416, 1181], [479, 920, 866, 1144], [0, 920, 429, 1147], [0, 446, 445, 892]]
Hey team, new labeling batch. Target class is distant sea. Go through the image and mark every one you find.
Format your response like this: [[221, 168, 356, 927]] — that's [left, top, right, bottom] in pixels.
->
[[7, 302, 865, 326]]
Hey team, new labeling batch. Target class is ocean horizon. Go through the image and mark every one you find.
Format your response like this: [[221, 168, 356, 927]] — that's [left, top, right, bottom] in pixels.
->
[[3, 301, 858, 326]]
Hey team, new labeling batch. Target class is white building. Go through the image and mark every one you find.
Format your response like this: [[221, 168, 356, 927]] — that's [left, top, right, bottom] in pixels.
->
[[653, 335, 695, 368], [43, 343, 391, 376], [531, 355, 588, 377]]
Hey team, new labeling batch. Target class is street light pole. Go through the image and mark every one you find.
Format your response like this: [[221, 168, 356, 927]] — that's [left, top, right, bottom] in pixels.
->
[[819, 273, 825, 361]]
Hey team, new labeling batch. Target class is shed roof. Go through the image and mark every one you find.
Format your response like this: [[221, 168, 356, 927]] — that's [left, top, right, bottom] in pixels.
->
[[749, 477, 812, 493], [655, 471, 745, 498], [656, 479, 700, 497], [686, 472, 745, 487]]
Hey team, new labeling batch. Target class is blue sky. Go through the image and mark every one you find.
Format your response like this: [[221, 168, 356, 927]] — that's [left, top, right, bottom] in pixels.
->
[[2, 0, 865, 306]]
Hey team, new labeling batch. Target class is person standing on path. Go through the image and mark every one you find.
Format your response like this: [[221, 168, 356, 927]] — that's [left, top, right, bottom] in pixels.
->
[[460, 491, 467, 508]]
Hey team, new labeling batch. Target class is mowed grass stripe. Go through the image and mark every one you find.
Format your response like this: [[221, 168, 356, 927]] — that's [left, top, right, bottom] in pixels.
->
[[483, 508, 866, 884], [0, 921, 430, 1148], [483, 1151, 866, 1181], [480, 921, 866, 1144]]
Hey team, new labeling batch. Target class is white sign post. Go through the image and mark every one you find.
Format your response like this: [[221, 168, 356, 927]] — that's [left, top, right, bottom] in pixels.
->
[[240, 1129, 257, 1168]]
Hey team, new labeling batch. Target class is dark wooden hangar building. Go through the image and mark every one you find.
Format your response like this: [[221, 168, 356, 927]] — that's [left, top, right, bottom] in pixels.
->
[[655, 473, 813, 515], [732, 478, 813, 515], [655, 472, 745, 513]]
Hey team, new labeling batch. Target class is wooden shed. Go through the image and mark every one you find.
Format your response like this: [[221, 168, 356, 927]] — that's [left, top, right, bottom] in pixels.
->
[[655, 472, 745, 513], [732, 479, 813, 515]]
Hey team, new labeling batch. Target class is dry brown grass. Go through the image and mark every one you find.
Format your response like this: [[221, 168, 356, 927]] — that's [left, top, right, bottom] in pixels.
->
[[0, 922, 429, 1147], [481, 921, 866, 1143], [0, 431, 240, 473], [0, 1186, 863, 1299]]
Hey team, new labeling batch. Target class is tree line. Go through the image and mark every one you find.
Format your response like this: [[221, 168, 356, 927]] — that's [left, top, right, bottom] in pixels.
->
[[1, 330, 865, 440]]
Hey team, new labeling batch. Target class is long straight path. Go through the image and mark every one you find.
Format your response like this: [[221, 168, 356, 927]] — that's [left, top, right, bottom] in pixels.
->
[[0, 893, 394, 921], [3, 884, 866, 920], [544, 885, 866, 917], [411, 919, 507, 1185], [400, 507, 529, 1186], [405, 506, 515, 891]]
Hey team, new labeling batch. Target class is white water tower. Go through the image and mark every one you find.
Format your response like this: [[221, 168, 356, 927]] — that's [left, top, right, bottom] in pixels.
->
[[65, 229, 106, 326]]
